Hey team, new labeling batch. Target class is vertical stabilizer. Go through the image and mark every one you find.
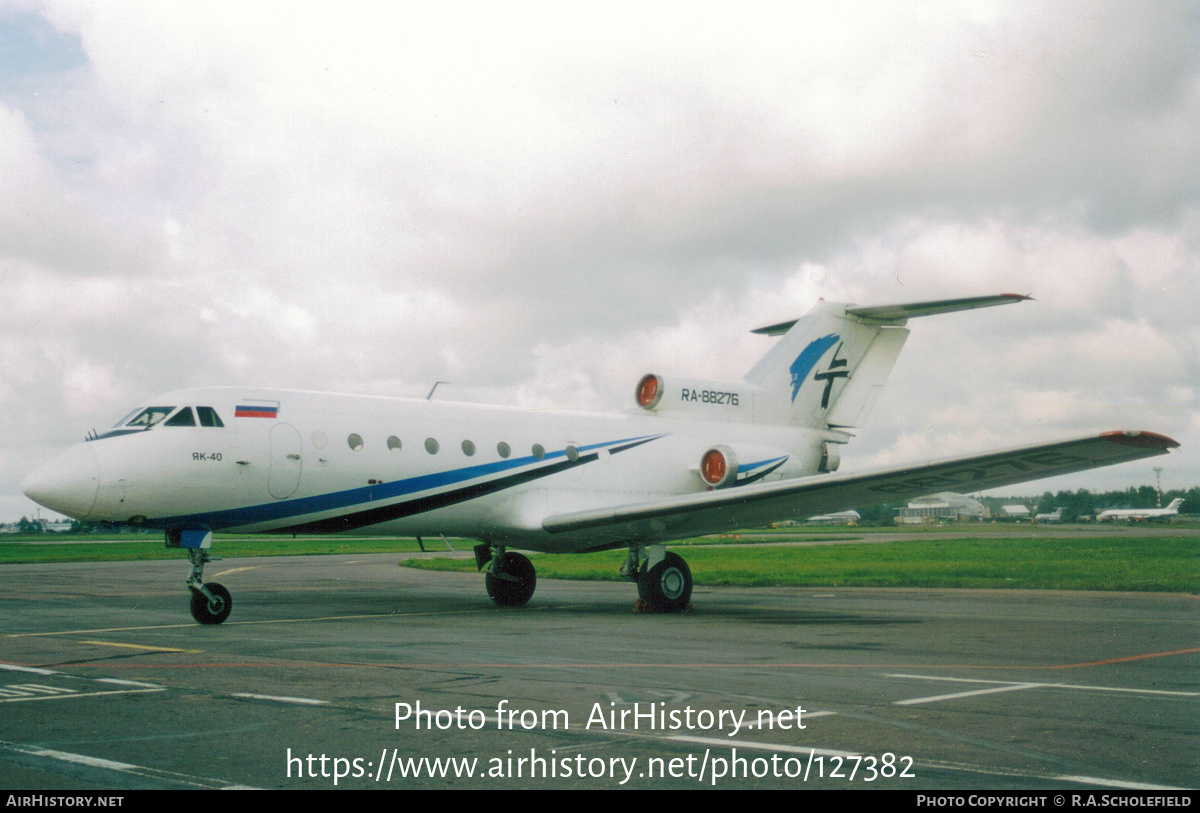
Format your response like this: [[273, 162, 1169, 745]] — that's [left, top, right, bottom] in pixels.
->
[[745, 294, 1030, 429]]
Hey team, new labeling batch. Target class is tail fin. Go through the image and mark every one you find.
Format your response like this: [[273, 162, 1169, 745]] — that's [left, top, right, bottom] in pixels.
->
[[745, 294, 1030, 429]]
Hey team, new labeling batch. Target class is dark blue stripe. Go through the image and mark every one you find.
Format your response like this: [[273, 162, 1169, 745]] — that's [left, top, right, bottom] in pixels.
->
[[152, 434, 665, 531]]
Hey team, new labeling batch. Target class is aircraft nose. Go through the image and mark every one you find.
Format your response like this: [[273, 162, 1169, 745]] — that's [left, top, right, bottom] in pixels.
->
[[21, 444, 100, 520]]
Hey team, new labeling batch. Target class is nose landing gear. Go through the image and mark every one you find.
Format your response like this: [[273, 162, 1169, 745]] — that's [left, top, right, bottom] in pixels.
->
[[169, 530, 234, 625]]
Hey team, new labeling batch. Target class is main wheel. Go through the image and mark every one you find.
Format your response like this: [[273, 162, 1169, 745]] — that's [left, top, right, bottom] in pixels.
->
[[637, 552, 692, 611], [190, 582, 232, 625], [485, 552, 537, 607]]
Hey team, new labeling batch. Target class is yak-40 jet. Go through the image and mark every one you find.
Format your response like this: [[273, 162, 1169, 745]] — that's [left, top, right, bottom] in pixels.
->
[[22, 294, 1179, 623]]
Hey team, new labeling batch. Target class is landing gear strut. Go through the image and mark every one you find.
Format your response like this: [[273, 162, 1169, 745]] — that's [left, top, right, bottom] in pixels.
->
[[477, 544, 537, 607]]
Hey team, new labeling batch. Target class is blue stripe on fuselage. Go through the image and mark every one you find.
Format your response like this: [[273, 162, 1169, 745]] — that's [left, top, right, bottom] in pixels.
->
[[151, 434, 666, 531]]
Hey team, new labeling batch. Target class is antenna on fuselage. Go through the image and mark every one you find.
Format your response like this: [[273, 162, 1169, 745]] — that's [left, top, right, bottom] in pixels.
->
[[427, 381, 449, 400]]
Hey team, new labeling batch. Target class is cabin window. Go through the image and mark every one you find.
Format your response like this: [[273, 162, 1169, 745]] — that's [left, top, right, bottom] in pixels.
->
[[565, 445, 579, 462], [348, 433, 364, 451], [387, 436, 402, 452], [125, 406, 174, 428], [532, 443, 545, 460], [196, 406, 225, 427], [461, 440, 476, 456], [164, 407, 196, 427], [425, 438, 439, 454], [497, 442, 511, 458]]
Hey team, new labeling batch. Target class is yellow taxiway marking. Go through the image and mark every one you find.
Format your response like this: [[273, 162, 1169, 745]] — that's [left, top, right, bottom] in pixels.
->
[[209, 566, 266, 578], [80, 640, 202, 654], [7, 607, 516, 637]]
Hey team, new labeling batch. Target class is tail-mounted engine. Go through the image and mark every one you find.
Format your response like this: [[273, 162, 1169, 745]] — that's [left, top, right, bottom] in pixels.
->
[[697, 443, 792, 489]]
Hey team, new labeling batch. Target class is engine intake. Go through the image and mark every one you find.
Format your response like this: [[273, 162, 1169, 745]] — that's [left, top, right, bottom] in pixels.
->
[[697, 443, 792, 489]]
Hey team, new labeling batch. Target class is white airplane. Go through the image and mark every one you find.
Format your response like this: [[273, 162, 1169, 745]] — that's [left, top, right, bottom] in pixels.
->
[[22, 293, 1180, 623], [806, 510, 861, 525], [1095, 498, 1184, 522], [1034, 507, 1064, 523]]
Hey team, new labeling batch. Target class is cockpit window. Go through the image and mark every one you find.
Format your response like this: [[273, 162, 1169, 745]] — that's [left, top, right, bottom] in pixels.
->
[[164, 407, 196, 427], [196, 406, 225, 428], [124, 407, 175, 428], [111, 409, 141, 428]]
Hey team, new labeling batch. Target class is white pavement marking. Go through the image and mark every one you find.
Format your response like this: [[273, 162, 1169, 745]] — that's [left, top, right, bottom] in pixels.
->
[[232, 692, 330, 706], [744, 710, 837, 728], [894, 682, 1042, 706], [0, 663, 58, 675], [888, 673, 1200, 699], [1052, 775, 1189, 791], [0, 740, 258, 789], [0, 687, 164, 703], [95, 678, 166, 688], [669, 734, 858, 758]]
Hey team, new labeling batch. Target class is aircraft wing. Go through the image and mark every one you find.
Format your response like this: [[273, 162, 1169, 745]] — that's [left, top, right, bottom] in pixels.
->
[[542, 431, 1178, 543]]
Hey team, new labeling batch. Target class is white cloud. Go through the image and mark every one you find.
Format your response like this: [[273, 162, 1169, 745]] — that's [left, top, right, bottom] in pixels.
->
[[2, 1, 1198, 518]]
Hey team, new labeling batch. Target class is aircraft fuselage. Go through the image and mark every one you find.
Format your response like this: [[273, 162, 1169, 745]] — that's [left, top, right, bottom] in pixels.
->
[[24, 386, 833, 552]]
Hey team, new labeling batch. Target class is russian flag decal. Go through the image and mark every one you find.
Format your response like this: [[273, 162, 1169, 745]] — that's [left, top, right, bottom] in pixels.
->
[[235, 404, 279, 418]]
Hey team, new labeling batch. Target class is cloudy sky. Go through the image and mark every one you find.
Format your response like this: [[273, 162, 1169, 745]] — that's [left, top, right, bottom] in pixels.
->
[[2, 1, 1197, 522]]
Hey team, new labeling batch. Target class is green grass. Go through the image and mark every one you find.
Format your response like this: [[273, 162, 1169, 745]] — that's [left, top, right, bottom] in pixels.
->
[[0, 535, 428, 564], [402, 536, 1200, 593], [4, 532, 1196, 593]]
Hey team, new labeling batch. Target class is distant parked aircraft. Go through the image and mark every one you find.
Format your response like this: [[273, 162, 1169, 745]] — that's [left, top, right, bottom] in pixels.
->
[[806, 510, 861, 525], [1034, 507, 1064, 523], [1095, 498, 1184, 522]]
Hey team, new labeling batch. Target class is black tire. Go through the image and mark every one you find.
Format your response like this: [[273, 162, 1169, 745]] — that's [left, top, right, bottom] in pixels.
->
[[485, 552, 537, 607], [637, 552, 692, 611], [190, 582, 232, 625]]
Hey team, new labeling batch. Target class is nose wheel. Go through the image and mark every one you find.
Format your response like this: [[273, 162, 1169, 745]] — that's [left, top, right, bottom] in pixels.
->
[[184, 547, 233, 624], [190, 582, 232, 624]]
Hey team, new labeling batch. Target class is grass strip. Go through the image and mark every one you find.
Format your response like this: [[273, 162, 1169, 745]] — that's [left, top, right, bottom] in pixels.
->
[[4, 533, 1195, 592], [402, 536, 1199, 593], [0, 536, 428, 564]]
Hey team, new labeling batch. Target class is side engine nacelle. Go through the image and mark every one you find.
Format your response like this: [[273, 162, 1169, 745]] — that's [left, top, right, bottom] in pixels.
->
[[696, 443, 794, 489]]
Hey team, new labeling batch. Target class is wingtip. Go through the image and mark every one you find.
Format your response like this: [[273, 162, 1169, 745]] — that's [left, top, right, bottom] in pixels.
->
[[1100, 430, 1180, 449]]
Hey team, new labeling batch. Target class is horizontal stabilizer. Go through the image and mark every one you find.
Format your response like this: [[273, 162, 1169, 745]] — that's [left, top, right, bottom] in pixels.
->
[[751, 293, 1031, 335], [846, 293, 1032, 322], [543, 431, 1178, 542]]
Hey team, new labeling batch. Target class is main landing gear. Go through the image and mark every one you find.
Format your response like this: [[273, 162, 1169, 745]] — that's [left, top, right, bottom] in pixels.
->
[[473, 542, 693, 612], [623, 545, 693, 612], [476, 544, 537, 607]]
